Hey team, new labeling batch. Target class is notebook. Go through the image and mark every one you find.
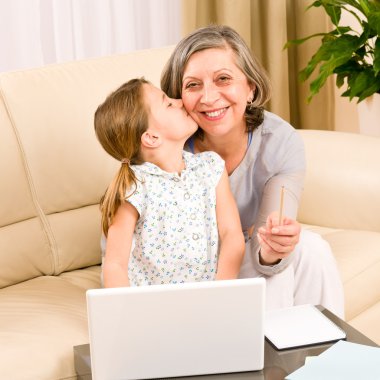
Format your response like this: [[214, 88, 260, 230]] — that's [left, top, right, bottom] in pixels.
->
[[265, 304, 346, 350], [86, 278, 266, 380]]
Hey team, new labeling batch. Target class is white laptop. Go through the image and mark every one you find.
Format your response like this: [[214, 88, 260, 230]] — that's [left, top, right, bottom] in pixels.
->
[[86, 278, 265, 380]]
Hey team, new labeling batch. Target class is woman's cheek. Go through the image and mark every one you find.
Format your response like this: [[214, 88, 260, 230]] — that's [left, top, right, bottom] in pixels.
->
[[182, 94, 196, 114]]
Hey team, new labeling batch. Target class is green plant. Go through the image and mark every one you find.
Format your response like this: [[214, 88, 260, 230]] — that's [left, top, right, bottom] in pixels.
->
[[285, 0, 380, 102]]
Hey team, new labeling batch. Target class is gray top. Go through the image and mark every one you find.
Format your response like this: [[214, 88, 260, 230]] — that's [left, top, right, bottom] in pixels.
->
[[230, 111, 305, 276], [187, 111, 305, 276]]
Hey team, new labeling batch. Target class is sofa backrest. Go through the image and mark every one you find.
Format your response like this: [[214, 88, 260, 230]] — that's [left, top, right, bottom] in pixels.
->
[[0, 46, 174, 288], [298, 129, 380, 232]]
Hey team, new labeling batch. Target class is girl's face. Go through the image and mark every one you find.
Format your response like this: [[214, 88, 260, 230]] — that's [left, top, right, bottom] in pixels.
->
[[144, 84, 197, 141], [181, 48, 254, 138]]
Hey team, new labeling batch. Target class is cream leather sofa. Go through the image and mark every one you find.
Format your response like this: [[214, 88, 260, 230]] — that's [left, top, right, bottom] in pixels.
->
[[0, 46, 379, 380]]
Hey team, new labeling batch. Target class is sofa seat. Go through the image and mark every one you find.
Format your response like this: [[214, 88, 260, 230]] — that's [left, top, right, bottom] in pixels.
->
[[303, 223, 380, 344], [0, 266, 101, 380], [297, 129, 380, 346]]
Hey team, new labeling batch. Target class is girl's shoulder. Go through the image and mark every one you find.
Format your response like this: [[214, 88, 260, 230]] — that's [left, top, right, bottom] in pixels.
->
[[196, 150, 224, 164], [184, 150, 224, 169], [184, 150, 225, 185]]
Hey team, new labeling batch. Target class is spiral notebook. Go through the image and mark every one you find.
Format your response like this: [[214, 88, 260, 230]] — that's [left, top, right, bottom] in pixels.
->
[[265, 304, 346, 350]]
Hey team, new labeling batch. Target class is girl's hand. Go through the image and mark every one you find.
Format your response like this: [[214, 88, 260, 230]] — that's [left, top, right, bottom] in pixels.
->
[[256, 211, 301, 265]]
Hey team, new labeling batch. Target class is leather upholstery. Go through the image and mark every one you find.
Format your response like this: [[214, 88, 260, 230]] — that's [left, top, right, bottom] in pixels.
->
[[298, 130, 380, 345], [0, 46, 173, 380]]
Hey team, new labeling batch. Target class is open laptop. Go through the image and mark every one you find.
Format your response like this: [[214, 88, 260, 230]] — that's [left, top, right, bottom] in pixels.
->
[[86, 278, 265, 380]]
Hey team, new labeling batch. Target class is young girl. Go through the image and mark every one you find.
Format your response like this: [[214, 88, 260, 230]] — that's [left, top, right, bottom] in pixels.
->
[[94, 78, 245, 288]]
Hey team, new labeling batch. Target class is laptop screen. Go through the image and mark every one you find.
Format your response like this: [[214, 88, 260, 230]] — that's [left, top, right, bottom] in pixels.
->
[[87, 278, 265, 380]]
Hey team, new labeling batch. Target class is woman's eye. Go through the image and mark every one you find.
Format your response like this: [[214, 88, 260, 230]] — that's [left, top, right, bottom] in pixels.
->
[[218, 76, 231, 83], [167, 102, 172, 107], [184, 82, 198, 90]]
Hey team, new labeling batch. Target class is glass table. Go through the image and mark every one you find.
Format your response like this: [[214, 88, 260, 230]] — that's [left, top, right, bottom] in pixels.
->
[[74, 306, 378, 380]]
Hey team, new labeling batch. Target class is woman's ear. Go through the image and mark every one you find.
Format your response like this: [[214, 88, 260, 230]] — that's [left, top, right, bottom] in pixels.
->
[[141, 131, 162, 148], [248, 84, 256, 102]]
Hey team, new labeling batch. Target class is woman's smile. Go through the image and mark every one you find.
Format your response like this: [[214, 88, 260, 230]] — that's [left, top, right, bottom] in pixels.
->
[[202, 107, 228, 120]]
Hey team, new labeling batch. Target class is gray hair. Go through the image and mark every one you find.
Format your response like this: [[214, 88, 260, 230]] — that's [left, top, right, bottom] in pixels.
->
[[161, 25, 272, 132]]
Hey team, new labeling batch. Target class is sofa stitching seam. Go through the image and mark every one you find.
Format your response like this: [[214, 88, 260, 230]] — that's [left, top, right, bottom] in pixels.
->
[[0, 80, 59, 274]]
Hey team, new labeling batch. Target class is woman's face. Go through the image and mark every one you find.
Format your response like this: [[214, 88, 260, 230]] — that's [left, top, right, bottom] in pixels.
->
[[181, 48, 254, 138]]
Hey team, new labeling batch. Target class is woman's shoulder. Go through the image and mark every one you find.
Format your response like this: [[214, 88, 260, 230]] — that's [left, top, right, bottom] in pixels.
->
[[259, 111, 303, 148], [261, 111, 296, 136]]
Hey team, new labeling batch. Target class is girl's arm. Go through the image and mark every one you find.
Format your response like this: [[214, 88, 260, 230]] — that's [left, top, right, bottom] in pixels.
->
[[103, 202, 138, 288], [215, 168, 245, 280]]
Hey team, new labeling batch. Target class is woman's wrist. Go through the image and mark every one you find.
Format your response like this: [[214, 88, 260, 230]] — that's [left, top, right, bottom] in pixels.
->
[[258, 250, 281, 266]]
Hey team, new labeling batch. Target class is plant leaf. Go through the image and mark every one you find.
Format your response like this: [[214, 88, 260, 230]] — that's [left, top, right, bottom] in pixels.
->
[[319, 0, 342, 26], [306, 1, 323, 11], [300, 34, 360, 82], [368, 11, 380, 36], [347, 69, 380, 101], [283, 33, 328, 49], [358, 78, 380, 101], [308, 70, 331, 101], [289, 0, 380, 102], [374, 38, 380, 75], [336, 73, 345, 88], [334, 60, 362, 75]]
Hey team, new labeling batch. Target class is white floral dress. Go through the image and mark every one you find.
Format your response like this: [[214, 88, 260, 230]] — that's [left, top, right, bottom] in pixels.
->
[[126, 151, 224, 286]]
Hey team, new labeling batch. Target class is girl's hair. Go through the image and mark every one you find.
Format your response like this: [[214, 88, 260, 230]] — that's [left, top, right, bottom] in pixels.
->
[[161, 24, 272, 137], [94, 78, 149, 236]]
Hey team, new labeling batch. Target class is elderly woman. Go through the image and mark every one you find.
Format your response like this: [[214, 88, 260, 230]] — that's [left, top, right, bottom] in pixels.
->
[[161, 25, 344, 318]]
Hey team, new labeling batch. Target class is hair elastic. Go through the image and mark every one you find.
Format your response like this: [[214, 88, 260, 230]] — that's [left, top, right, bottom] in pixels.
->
[[121, 158, 130, 165]]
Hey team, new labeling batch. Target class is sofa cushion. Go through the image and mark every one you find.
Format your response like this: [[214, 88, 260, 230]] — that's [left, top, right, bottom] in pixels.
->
[[349, 301, 380, 345], [303, 224, 380, 344], [0, 46, 174, 286], [0, 266, 101, 380], [0, 95, 52, 288]]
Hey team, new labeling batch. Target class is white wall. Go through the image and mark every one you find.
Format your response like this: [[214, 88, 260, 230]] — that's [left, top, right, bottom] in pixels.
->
[[0, 0, 182, 73]]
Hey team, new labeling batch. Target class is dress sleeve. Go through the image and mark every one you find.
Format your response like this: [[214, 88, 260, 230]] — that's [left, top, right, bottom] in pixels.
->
[[201, 151, 225, 187], [124, 171, 146, 217], [252, 129, 306, 276]]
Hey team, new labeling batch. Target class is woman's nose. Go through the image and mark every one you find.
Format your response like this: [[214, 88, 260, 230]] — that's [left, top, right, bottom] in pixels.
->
[[200, 83, 219, 104]]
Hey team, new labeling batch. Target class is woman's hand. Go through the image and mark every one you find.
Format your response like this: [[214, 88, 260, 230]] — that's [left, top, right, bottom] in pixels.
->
[[256, 211, 301, 265]]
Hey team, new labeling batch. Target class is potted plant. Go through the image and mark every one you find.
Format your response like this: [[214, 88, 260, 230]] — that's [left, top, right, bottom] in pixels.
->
[[285, 0, 380, 104]]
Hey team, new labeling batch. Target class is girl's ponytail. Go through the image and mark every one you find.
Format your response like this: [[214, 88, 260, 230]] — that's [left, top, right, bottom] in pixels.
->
[[94, 78, 149, 236], [100, 162, 138, 236]]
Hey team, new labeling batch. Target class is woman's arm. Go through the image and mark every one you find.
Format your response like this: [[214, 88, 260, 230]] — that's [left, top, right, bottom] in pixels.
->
[[103, 202, 138, 288], [253, 129, 305, 272], [215, 169, 245, 280], [255, 171, 303, 266]]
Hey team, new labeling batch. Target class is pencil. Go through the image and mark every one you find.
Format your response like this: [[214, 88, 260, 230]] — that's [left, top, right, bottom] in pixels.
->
[[279, 186, 285, 226]]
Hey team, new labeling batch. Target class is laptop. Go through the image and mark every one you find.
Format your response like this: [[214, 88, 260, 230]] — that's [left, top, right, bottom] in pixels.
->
[[86, 278, 266, 380]]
